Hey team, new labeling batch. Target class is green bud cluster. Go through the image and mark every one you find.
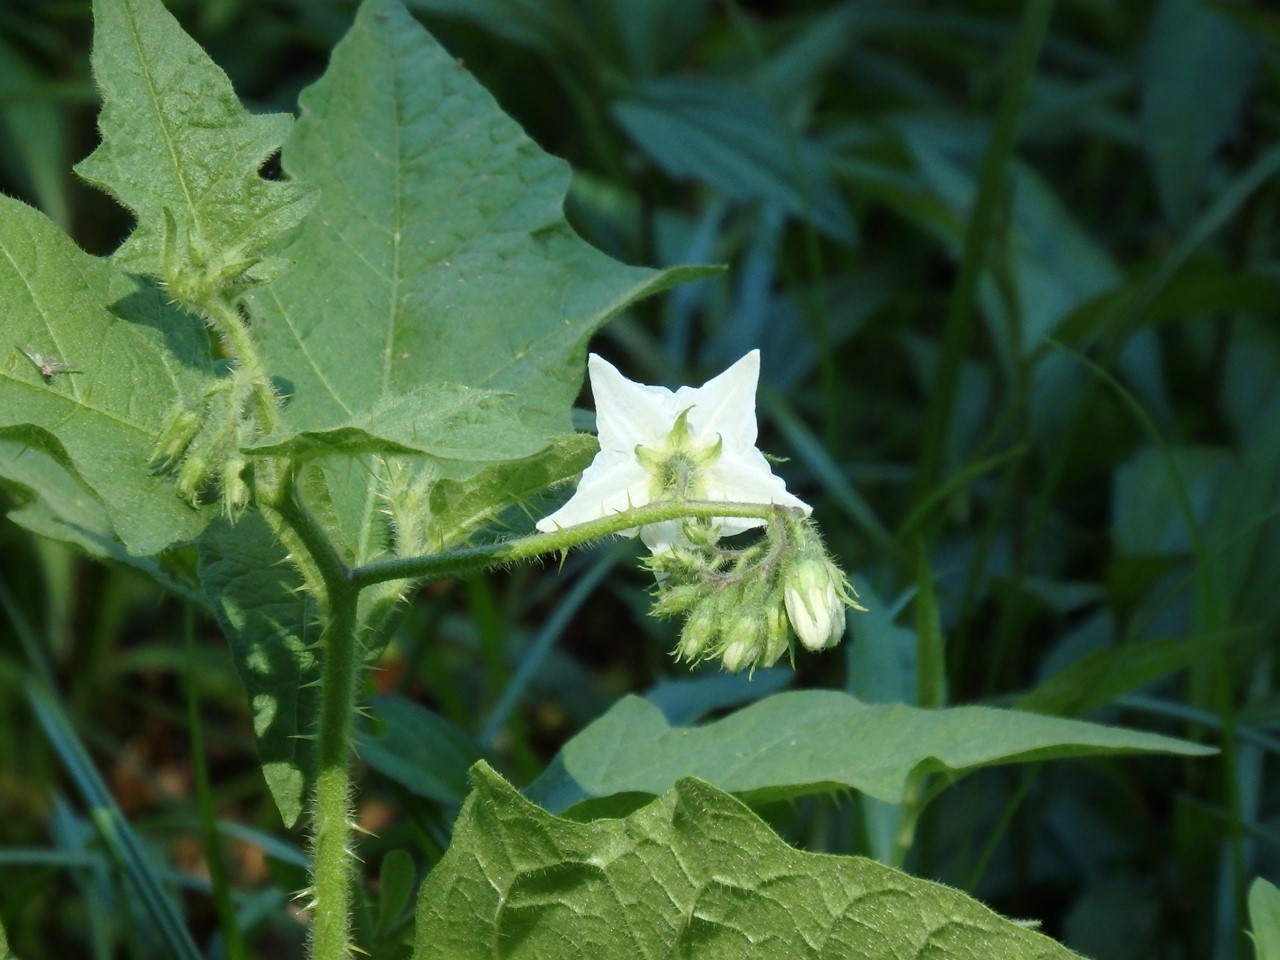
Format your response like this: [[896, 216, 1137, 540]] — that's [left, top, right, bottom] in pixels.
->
[[151, 372, 266, 515], [150, 208, 289, 518], [648, 509, 864, 674], [161, 207, 289, 312]]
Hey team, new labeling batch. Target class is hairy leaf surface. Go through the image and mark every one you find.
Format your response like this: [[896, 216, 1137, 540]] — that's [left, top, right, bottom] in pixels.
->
[[417, 764, 1083, 959]]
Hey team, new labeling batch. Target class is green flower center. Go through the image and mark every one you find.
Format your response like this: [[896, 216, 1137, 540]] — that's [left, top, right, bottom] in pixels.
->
[[635, 407, 722, 501]]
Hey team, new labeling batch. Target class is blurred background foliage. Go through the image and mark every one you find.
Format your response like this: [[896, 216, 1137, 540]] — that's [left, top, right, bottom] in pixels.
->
[[2, 0, 1279, 958]]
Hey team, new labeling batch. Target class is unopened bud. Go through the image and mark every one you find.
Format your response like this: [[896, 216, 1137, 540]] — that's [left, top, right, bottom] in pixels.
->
[[676, 599, 720, 663], [152, 404, 202, 465], [785, 571, 844, 651], [761, 600, 792, 666], [719, 611, 765, 673], [221, 455, 250, 516], [781, 517, 863, 653]]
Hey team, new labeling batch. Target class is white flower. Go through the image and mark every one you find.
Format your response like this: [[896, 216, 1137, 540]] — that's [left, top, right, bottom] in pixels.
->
[[536, 350, 811, 552]]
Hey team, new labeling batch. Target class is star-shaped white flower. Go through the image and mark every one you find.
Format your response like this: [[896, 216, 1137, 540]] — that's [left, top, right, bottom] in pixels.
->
[[536, 350, 811, 552]]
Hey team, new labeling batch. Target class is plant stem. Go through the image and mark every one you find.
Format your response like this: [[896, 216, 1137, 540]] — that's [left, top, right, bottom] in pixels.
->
[[309, 583, 360, 960], [204, 297, 282, 433], [272, 471, 360, 960], [351, 499, 794, 588], [278, 484, 790, 959]]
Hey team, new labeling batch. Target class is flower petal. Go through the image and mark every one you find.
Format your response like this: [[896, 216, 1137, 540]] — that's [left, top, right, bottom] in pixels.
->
[[536, 451, 650, 533], [675, 349, 760, 449], [588, 354, 676, 452]]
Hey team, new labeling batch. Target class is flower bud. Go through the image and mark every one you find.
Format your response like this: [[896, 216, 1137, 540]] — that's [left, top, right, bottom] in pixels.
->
[[676, 599, 721, 663], [151, 404, 202, 465], [784, 558, 846, 652], [719, 613, 764, 673], [221, 455, 250, 516], [651, 584, 702, 618], [761, 599, 792, 666]]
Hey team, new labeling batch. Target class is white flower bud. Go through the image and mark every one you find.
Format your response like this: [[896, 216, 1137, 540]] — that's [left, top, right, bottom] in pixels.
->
[[784, 562, 846, 651]]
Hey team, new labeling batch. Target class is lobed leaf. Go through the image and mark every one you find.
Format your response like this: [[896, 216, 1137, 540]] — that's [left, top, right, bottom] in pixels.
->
[[416, 763, 1084, 959], [74, 0, 312, 275], [525, 690, 1215, 812], [246, 0, 709, 558]]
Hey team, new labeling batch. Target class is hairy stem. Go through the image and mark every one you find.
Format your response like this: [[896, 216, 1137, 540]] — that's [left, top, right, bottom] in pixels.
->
[[351, 499, 797, 589], [203, 297, 282, 434], [278, 489, 793, 959], [309, 584, 360, 960]]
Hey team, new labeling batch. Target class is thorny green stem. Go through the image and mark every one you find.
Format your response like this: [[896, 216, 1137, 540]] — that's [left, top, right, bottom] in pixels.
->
[[309, 583, 360, 960], [351, 499, 799, 589], [203, 297, 282, 434], [273, 490, 794, 959]]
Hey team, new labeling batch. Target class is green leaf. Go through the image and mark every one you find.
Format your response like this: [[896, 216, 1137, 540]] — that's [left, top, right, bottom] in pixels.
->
[[358, 694, 481, 806], [0, 196, 215, 556], [0, 441, 205, 605], [1016, 639, 1210, 717], [197, 515, 320, 827], [246, 0, 707, 556], [424, 433, 598, 549], [1113, 445, 1232, 555], [417, 763, 1084, 959], [74, 0, 312, 274], [0, 33, 72, 229], [525, 690, 1215, 812], [612, 75, 856, 243], [375, 849, 418, 938], [403, 0, 560, 54], [248, 383, 536, 463], [898, 122, 1119, 354], [1202, 392, 1280, 636], [1140, 0, 1258, 228], [1250, 878, 1280, 960]]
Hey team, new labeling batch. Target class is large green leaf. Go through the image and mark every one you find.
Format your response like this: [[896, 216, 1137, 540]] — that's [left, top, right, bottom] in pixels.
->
[[74, 0, 312, 274], [525, 690, 1214, 812], [416, 763, 1083, 959], [197, 515, 320, 827], [246, 0, 707, 557], [0, 197, 215, 556]]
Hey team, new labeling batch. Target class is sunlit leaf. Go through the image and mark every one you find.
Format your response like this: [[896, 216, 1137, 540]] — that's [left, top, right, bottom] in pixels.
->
[[75, 0, 312, 274], [418, 763, 1085, 959], [0, 197, 215, 555], [246, 0, 708, 561]]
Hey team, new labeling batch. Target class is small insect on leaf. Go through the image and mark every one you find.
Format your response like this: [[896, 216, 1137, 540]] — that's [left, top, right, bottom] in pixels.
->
[[17, 343, 82, 383]]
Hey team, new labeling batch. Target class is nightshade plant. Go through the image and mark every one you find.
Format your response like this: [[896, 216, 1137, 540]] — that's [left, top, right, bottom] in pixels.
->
[[0, 1, 1219, 958]]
